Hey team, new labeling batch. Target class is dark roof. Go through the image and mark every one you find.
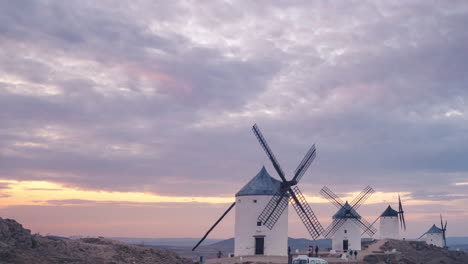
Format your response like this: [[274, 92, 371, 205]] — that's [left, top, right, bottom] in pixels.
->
[[381, 205, 399, 217], [426, 224, 443, 234], [235, 166, 282, 197], [332, 201, 361, 219]]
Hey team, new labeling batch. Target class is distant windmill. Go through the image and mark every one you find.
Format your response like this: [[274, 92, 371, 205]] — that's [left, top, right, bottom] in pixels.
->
[[362, 194, 406, 239], [320, 186, 377, 251], [192, 124, 324, 256], [418, 214, 447, 248]]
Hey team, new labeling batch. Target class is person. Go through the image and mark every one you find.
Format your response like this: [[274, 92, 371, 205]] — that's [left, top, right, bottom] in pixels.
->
[[354, 250, 358, 260], [315, 245, 319, 257], [349, 250, 353, 258], [308, 246, 313, 257], [217, 250, 222, 258], [288, 246, 292, 264]]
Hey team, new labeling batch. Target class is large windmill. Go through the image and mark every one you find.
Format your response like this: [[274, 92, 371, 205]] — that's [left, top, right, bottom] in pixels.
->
[[192, 124, 324, 256], [252, 124, 324, 239], [320, 186, 377, 251], [362, 194, 406, 239], [418, 214, 447, 248]]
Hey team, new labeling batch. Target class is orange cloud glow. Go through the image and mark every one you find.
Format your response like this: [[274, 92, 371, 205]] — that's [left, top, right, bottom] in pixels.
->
[[0, 180, 233, 208]]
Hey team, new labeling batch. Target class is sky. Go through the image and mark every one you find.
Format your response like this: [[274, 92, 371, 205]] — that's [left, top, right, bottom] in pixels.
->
[[1, 0, 468, 240]]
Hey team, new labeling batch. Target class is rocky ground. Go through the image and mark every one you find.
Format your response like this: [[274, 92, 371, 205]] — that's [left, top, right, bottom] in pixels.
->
[[0, 217, 191, 264], [206, 239, 468, 264], [363, 239, 468, 264]]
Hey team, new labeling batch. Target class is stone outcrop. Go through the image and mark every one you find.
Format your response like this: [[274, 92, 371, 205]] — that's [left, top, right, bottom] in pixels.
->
[[0, 217, 37, 249]]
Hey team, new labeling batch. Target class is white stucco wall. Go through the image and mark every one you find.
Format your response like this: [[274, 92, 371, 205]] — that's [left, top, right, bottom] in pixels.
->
[[332, 219, 361, 251], [426, 233, 444, 248], [234, 195, 288, 256], [380, 216, 399, 239]]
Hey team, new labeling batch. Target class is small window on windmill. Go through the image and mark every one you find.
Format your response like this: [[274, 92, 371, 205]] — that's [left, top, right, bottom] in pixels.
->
[[257, 221, 262, 226], [253, 199, 257, 203], [344, 229, 347, 234]]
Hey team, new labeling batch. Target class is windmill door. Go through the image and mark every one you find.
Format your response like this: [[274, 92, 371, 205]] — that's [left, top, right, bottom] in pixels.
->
[[255, 237, 264, 255], [342, 240, 349, 251]]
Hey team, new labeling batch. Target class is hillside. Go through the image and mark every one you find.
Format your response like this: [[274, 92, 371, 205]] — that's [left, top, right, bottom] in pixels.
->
[[364, 239, 468, 264], [0, 217, 191, 264]]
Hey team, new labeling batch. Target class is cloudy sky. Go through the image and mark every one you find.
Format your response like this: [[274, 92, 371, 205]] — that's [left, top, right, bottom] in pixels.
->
[[1, 0, 467, 240]]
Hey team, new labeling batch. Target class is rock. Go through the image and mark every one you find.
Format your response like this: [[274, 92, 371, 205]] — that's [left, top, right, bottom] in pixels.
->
[[0, 217, 35, 249]]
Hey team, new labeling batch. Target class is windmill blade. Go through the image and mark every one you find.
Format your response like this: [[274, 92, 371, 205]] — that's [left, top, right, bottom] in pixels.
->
[[258, 189, 289, 229], [320, 186, 345, 209], [400, 211, 406, 230], [398, 194, 406, 230], [352, 217, 377, 237], [192, 202, 235, 251], [398, 194, 403, 212], [443, 221, 448, 247], [440, 214, 444, 230], [289, 185, 324, 239], [350, 185, 375, 211], [291, 144, 316, 184], [361, 215, 380, 236], [323, 218, 346, 238], [252, 124, 288, 183]]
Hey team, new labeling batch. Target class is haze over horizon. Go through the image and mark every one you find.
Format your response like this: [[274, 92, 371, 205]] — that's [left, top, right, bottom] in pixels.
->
[[1, 1, 467, 240]]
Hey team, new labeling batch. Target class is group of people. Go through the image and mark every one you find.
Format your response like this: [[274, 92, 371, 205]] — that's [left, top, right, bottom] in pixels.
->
[[348, 250, 358, 259], [308, 245, 319, 257]]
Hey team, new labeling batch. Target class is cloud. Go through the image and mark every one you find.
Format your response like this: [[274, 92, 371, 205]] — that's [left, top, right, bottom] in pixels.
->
[[1, 0, 468, 236]]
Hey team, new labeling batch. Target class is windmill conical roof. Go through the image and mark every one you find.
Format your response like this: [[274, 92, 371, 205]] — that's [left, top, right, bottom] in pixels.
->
[[426, 224, 443, 234], [235, 166, 282, 197], [381, 205, 399, 217], [332, 201, 361, 219]]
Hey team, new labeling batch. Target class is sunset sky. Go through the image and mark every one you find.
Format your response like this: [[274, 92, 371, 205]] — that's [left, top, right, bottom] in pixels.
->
[[1, 1, 468, 240]]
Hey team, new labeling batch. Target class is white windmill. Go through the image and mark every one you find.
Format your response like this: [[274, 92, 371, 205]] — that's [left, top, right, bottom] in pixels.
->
[[363, 195, 406, 239], [320, 186, 376, 251], [192, 124, 324, 257], [234, 166, 288, 256], [418, 214, 447, 248]]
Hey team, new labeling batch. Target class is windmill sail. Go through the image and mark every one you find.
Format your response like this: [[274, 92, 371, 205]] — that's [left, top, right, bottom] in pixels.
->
[[398, 194, 406, 230], [252, 124, 323, 238], [258, 189, 289, 229], [320, 186, 376, 238], [441, 214, 448, 248], [289, 185, 324, 239], [252, 124, 287, 182]]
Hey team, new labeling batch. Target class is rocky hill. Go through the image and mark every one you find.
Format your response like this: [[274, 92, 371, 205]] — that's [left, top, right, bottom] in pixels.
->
[[364, 239, 468, 264], [0, 217, 191, 264]]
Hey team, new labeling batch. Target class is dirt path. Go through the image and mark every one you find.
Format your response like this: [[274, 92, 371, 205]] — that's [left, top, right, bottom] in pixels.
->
[[357, 239, 388, 261]]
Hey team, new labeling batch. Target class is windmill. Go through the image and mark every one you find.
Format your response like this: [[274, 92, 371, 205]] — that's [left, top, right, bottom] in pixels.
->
[[362, 194, 406, 239], [251, 124, 324, 239], [320, 186, 377, 251], [192, 124, 324, 256], [418, 214, 447, 248]]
